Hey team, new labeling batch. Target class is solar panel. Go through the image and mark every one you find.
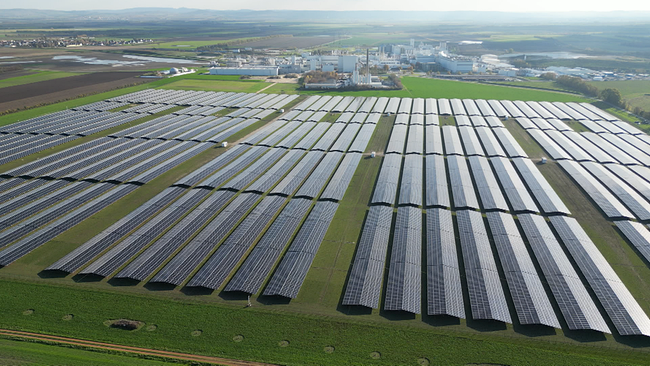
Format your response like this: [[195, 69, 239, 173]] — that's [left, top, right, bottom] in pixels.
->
[[492, 128, 527, 158], [342, 205, 394, 308], [405, 125, 424, 155], [489, 157, 538, 213], [113, 190, 237, 281], [149, 192, 262, 286], [558, 160, 634, 219], [371, 154, 403, 205], [320, 153, 362, 201], [425, 125, 443, 155], [263, 201, 339, 298], [294, 152, 343, 199], [446, 155, 479, 210], [224, 198, 313, 294], [517, 213, 610, 333], [184, 195, 287, 289], [442, 126, 463, 156], [398, 155, 423, 206], [458, 126, 484, 156], [384, 206, 422, 313], [426, 208, 464, 317], [581, 161, 650, 221], [386, 125, 408, 154], [550, 216, 650, 336], [467, 156, 509, 211], [475, 127, 506, 157], [456, 210, 511, 323], [425, 154, 450, 208], [512, 158, 570, 215], [80, 188, 212, 277], [485, 212, 559, 328]]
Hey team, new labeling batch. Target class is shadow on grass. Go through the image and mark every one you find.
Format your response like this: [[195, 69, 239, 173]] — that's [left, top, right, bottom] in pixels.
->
[[72, 273, 104, 282], [379, 309, 417, 321], [612, 334, 650, 348], [563, 329, 608, 343], [107, 277, 140, 287], [512, 323, 557, 337], [37, 269, 69, 279], [143, 282, 176, 291], [422, 314, 461, 327], [217, 290, 246, 300], [466, 318, 508, 332], [257, 295, 292, 305], [178, 286, 214, 296]]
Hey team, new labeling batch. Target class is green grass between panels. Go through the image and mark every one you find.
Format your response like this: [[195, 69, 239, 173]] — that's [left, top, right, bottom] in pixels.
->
[[0, 279, 647, 366]]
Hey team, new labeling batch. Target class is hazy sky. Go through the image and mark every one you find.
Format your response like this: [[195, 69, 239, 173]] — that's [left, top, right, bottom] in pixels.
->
[[3, 0, 650, 12]]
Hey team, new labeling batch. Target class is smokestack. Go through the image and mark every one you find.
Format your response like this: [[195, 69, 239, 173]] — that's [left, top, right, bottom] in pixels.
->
[[366, 48, 370, 84]]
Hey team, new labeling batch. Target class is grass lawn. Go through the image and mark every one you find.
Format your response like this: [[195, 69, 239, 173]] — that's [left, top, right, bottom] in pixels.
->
[[589, 80, 650, 114], [259, 82, 301, 94], [1, 279, 647, 366], [161, 76, 588, 102], [0, 71, 84, 89], [490, 80, 573, 93], [0, 338, 174, 366], [159, 79, 267, 93]]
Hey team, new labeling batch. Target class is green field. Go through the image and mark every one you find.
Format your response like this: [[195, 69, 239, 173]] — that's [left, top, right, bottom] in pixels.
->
[[159, 78, 268, 93], [0, 338, 174, 366], [162, 76, 589, 102], [589, 80, 650, 113], [0, 71, 84, 88]]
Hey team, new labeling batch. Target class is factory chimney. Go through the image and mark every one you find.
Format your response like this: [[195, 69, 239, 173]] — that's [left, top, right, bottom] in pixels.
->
[[366, 48, 370, 84]]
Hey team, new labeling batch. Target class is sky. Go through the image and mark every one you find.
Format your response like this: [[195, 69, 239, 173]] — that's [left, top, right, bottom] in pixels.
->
[[3, 0, 650, 12]]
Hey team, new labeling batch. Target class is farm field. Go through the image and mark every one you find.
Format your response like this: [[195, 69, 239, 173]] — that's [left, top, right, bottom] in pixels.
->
[[0, 71, 83, 89], [0, 80, 650, 366], [0, 71, 152, 115], [589, 80, 650, 114], [237, 36, 339, 49]]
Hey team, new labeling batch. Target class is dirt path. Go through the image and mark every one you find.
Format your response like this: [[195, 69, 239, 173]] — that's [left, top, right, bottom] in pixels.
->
[[256, 83, 277, 93], [0, 328, 277, 366]]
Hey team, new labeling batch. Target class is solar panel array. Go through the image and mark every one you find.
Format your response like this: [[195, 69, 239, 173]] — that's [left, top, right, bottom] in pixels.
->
[[551, 216, 650, 336], [4, 92, 650, 337]]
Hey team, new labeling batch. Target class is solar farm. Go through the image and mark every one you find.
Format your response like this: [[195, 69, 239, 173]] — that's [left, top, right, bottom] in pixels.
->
[[2, 87, 650, 364]]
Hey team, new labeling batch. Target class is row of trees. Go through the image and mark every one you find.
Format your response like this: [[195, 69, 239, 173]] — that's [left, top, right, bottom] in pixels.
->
[[540, 73, 629, 110], [300, 71, 338, 85], [386, 74, 402, 89]]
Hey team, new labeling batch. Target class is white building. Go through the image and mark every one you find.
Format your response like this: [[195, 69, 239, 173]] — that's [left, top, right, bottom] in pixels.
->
[[338, 55, 359, 73], [209, 66, 279, 76]]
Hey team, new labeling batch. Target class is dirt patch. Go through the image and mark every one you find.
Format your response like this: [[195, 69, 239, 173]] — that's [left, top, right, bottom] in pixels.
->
[[191, 330, 203, 337], [233, 334, 244, 342], [0, 72, 152, 114], [105, 319, 144, 331], [22, 309, 34, 315], [323, 346, 335, 353], [146, 324, 157, 331], [62, 314, 74, 321], [278, 340, 289, 347], [370, 351, 381, 359]]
